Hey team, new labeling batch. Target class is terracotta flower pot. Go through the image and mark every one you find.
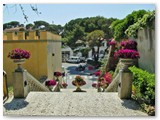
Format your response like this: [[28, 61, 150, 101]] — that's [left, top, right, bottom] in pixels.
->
[[73, 81, 86, 92]]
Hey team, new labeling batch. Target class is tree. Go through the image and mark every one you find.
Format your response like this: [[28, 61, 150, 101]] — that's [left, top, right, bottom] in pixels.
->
[[62, 16, 116, 48], [86, 30, 105, 62], [3, 21, 20, 30], [33, 20, 50, 29], [26, 23, 34, 29], [63, 25, 85, 49], [47, 24, 63, 34], [110, 10, 147, 41]]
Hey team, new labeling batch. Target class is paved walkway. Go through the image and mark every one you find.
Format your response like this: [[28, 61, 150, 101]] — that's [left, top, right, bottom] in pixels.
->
[[3, 89, 148, 116]]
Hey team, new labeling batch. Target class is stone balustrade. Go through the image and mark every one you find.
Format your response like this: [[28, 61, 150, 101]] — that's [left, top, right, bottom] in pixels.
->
[[27, 72, 50, 92]]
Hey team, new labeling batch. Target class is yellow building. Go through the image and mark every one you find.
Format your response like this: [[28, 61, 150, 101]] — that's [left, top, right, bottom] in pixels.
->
[[3, 31, 62, 85]]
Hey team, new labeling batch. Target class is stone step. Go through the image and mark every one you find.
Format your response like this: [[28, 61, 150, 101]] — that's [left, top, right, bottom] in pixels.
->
[[3, 91, 148, 116], [61, 88, 98, 93]]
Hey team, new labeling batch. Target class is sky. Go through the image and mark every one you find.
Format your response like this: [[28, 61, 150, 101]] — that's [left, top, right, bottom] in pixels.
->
[[3, 4, 155, 26]]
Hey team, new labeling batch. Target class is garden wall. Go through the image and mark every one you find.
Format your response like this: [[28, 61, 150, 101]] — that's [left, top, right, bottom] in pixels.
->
[[3, 31, 62, 85], [135, 24, 155, 73]]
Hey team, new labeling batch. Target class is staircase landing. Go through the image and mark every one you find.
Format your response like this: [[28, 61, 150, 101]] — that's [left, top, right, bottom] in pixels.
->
[[3, 89, 148, 116]]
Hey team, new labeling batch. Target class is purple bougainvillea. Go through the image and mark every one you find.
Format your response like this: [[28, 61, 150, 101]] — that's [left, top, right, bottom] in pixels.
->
[[54, 71, 62, 77], [8, 48, 31, 59], [45, 80, 56, 86], [120, 40, 137, 50], [109, 41, 116, 46], [114, 49, 140, 59]]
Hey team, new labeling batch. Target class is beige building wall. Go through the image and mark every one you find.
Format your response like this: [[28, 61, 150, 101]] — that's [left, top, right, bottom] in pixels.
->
[[3, 31, 62, 85], [47, 41, 62, 79]]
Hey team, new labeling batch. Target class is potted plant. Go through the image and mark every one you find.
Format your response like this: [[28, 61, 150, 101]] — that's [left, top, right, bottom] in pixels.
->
[[72, 75, 86, 92], [62, 82, 68, 89], [92, 72, 112, 92], [120, 40, 137, 50], [114, 49, 140, 71], [92, 78, 109, 92], [53, 71, 62, 92], [45, 80, 56, 91], [8, 48, 31, 72]]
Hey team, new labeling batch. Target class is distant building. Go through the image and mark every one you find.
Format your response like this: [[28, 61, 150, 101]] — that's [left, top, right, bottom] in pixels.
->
[[88, 40, 108, 58], [62, 46, 73, 62], [4, 27, 26, 33]]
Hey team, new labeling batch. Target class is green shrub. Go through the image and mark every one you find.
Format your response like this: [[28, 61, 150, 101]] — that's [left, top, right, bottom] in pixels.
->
[[129, 66, 155, 105]]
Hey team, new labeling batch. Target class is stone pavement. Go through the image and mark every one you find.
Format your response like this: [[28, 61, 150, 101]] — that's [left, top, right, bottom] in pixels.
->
[[3, 89, 148, 116]]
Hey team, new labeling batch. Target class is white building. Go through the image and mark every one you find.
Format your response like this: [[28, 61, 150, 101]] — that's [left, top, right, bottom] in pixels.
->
[[88, 41, 108, 58]]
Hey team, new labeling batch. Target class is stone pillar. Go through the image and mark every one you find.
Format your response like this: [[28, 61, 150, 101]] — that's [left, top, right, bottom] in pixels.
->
[[13, 70, 29, 98], [118, 71, 132, 99], [118, 59, 133, 99]]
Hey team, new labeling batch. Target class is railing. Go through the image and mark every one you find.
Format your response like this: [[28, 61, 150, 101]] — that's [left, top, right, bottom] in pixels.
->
[[105, 73, 120, 92], [3, 70, 9, 100], [27, 72, 50, 92]]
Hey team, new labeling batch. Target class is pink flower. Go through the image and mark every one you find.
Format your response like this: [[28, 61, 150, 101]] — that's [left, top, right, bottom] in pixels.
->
[[109, 41, 116, 46], [114, 49, 140, 59], [120, 40, 137, 50], [8, 48, 31, 59], [103, 72, 112, 84], [45, 80, 56, 86]]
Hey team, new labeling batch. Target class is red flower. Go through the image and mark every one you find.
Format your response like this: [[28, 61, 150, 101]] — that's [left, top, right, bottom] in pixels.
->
[[54, 71, 62, 77], [88, 66, 94, 70], [94, 70, 101, 76], [103, 72, 112, 84], [62, 83, 68, 88]]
